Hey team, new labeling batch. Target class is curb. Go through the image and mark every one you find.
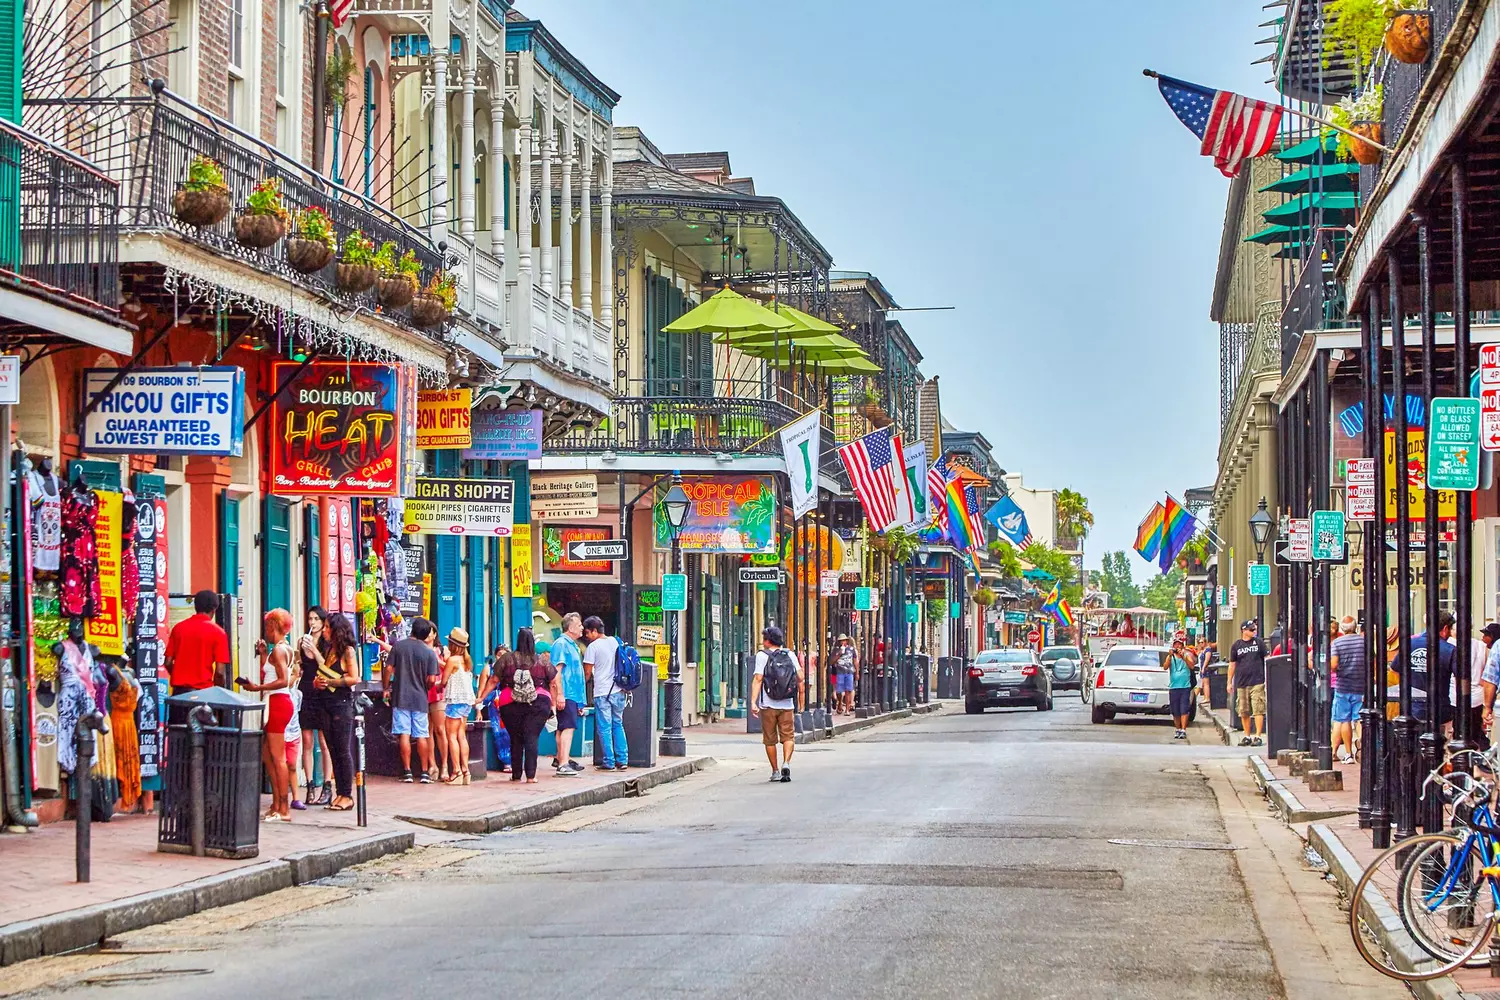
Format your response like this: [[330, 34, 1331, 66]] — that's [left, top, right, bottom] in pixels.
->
[[1307, 823, 1466, 1000], [1207, 706, 1233, 745], [795, 702, 944, 744], [0, 830, 413, 967], [1247, 754, 1356, 824], [394, 758, 714, 834]]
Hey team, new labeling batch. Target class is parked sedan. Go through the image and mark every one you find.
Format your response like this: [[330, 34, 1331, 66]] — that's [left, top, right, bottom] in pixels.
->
[[1039, 645, 1084, 690], [965, 648, 1054, 714], [1090, 645, 1189, 724]]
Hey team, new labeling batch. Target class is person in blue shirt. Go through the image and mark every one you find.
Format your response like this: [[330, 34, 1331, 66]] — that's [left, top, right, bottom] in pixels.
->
[[550, 612, 588, 776], [1167, 636, 1199, 741], [1407, 611, 1457, 727]]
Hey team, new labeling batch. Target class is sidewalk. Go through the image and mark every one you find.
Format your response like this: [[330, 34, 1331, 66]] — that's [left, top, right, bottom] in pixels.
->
[[0, 701, 938, 965], [1206, 703, 1478, 999]]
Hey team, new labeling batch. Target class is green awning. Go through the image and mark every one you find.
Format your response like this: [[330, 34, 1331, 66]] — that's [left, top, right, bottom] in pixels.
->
[[1260, 163, 1362, 194], [1276, 133, 1339, 163], [1244, 224, 1308, 245], [1263, 191, 1359, 223]]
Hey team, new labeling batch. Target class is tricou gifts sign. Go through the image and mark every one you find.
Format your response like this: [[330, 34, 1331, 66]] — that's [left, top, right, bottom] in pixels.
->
[[82, 367, 244, 455], [270, 362, 402, 495]]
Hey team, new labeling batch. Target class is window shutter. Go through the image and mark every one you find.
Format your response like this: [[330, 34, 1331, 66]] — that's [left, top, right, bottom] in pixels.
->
[[304, 502, 321, 607], [218, 492, 241, 595], [262, 496, 292, 614], [0, 0, 18, 123], [466, 536, 485, 652]]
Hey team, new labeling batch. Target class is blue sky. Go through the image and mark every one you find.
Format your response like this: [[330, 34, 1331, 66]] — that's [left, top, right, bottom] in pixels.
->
[[526, 1, 1270, 576]]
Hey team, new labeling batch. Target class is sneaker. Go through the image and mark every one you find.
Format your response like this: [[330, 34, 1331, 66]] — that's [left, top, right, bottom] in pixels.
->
[[401, 770, 414, 783], [769, 772, 781, 781], [419, 772, 433, 784], [1239, 736, 1253, 747], [780, 766, 791, 783], [616, 763, 630, 771], [551, 758, 560, 769], [1338, 752, 1355, 764], [1251, 736, 1264, 747], [565, 761, 586, 773], [596, 764, 617, 771]]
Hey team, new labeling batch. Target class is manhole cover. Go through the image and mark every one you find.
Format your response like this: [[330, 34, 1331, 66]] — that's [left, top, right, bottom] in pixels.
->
[[1108, 838, 1242, 851]]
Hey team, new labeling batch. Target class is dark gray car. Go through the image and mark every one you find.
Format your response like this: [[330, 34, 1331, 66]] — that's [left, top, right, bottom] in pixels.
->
[[965, 648, 1053, 713]]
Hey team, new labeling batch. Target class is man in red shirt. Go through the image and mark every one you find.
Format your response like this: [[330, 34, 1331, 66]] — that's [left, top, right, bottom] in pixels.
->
[[165, 590, 231, 694]]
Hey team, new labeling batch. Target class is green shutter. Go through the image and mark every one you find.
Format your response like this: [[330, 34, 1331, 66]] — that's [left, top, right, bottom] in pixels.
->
[[304, 502, 321, 607], [466, 536, 485, 652], [262, 496, 292, 614], [0, 0, 18, 124], [507, 461, 530, 645], [218, 493, 241, 595]]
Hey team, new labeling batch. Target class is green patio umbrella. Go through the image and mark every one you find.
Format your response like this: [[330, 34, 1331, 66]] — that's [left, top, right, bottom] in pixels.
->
[[721, 331, 867, 355], [661, 286, 794, 334], [810, 354, 881, 374]]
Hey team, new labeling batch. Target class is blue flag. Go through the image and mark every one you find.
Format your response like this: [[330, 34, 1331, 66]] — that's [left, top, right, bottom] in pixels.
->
[[985, 495, 1034, 549]]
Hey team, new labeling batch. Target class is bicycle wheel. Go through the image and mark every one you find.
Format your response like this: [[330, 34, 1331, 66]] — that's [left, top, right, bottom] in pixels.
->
[[1397, 832, 1500, 968], [1350, 832, 1498, 981]]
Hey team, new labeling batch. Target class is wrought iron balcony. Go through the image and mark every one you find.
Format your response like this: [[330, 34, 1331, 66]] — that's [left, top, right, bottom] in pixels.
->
[[546, 379, 840, 470], [0, 118, 119, 320], [34, 88, 444, 339]]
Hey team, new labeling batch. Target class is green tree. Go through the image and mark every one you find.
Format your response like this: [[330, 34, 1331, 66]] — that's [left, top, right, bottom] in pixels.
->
[[1022, 542, 1084, 605], [988, 538, 1023, 578], [1056, 488, 1095, 542], [1142, 566, 1185, 613], [1099, 550, 1142, 608]]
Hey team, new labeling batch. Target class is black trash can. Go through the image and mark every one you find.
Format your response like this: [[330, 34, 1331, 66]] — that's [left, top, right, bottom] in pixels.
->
[[1265, 654, 1295, 756], [159, 686, 265, 859], [937, 657, 960, 699], [1207, 667, 1229, 711], [913, 654, 931, 704]]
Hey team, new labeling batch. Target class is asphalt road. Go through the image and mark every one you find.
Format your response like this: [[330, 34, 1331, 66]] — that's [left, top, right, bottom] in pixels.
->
[[9, 696, 1319, 1000]]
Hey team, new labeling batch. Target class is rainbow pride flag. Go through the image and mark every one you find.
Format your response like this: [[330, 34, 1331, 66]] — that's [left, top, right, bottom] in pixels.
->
[[1134, 502, 1165, 562], [1158, 495, 1197, 572], [945, 477, 981, 550], [1041, 584, 1075, 628]]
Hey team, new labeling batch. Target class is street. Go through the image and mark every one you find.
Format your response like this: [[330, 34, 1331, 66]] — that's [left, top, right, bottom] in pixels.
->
[[0, 698, 1406, 1000]]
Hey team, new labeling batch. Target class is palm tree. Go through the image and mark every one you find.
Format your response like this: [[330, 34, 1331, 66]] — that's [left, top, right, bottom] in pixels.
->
[[1056, 488, 1095, 542]]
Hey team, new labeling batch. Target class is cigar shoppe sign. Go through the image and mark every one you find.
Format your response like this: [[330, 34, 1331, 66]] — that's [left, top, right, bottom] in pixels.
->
[[270, 362, 404, 495]]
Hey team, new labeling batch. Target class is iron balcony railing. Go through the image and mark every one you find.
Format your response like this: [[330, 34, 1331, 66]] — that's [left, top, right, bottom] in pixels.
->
[[1358, 0, 1464, 202], [33, 88, 445, 338], [0, 118, 119, 320], [1281, 229, 1353, 367], [546, 378, 840, 470]]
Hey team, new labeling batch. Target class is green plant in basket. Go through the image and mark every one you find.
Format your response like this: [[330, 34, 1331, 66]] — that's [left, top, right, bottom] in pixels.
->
[[372, 240, 398, 276], [292, 206, 336, 249], [340, 231, 376, 266], [244, 178, 288, 220], [397, 249, 421, 277], [424, 269, 458, 311], [1327, 84, 1384, 160], [183, 155, 226, 192]]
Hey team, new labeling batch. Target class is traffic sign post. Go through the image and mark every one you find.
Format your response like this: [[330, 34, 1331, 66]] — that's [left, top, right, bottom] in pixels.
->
[[566, 538, 629, 562], [1026, 629, 1039, 644], [1287, 518, 1312, 562], [1346, 458, 1377, 520], [854, 587, 880, 612], [1248, 562, 1271, 596], [1428, 397, 1481, 491]]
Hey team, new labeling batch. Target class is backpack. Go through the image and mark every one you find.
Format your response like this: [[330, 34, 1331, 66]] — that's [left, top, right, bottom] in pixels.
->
[[613, 643, 643, 692], [761, 648, 799, 702], [511, 666, 537, 704]]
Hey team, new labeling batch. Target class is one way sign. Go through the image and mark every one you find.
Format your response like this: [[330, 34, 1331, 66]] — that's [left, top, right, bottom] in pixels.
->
[[567, 538, 629, 562]]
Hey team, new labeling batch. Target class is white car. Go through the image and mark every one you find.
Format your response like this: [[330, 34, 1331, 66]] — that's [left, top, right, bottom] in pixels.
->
[[1090, 645, 1192, 724]]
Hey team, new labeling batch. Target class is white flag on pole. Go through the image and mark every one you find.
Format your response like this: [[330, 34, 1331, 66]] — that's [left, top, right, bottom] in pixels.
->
[[888, 432, 917, 528], [904, 442, 929, 526], [780, 411, 821, 519]]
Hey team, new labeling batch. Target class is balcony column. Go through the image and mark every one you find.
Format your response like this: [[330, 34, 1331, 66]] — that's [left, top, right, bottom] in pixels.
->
[[540, 112, 554, 295], [430, 51, 451, 239], [560, 112, 574, 308], [600, 151, 613, 330], [489, 93, 504, 260], [580, 134, 593, 318], [459, 63, 477, 240], [518, 115, 533, 290]]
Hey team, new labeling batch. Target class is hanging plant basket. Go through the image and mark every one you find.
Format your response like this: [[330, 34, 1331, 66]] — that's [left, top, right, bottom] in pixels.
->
[[376, 273, 418, 308], [1385, 12, 1432, 64], [335, 262, 377, 293], [972, 588, 996, 607], [409, 292, 450, 327], [233, 212, 287, 249], [171, 184, 230, 227], [857, 402, 892, 428], [286, 237, 334, 273], [1349, 121, 1385, 165]]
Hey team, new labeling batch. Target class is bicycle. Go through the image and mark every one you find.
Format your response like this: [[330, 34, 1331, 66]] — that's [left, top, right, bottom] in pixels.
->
[[1350, 749, 1500, 981]]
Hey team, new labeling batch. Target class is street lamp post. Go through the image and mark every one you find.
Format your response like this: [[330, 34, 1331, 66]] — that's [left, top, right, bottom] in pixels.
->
[[1249, 497, 1274, 638], [659, 473, 691, 758]]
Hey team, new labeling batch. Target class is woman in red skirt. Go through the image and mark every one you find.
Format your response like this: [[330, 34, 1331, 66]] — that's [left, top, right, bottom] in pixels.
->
[[241, 608, 297, 822]]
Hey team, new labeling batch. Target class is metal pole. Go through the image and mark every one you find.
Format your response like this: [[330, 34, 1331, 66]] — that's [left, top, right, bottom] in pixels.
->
[[187, 704, 212, 858], [1358, 294, 1377, 830], [1313, 350, 1333, 772], [311, 1, 329, 175], [1451, 156, 1476, 761], [1368, 283, 1392, 848], [1391, 253, 1419, 843], [1416, 212, 1445, 836], [660, 532, 686, 757], [1293, 391, 1309, 753], [73, 711, 104, 882], [354, 693, 371, 827]]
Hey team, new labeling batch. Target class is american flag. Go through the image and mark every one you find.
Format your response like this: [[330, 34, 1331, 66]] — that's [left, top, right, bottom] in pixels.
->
[[838, 427, 898, 532], [329, 0, 354, 28], [1156, 75, 1282, 178]]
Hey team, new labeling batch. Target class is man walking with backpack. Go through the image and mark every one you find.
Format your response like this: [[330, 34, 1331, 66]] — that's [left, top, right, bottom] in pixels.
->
[[584, 616, 630, 771], [751, 626, 805, 783]]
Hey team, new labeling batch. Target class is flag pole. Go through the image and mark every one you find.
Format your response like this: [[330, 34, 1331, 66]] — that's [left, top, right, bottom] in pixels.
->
[[1142, 69, 1394, 153]]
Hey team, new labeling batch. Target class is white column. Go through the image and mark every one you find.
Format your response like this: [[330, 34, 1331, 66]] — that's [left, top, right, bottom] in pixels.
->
[[489, 97, 504, 260], [459, 65, 476, 239], [539, 115, 553, 295], [430, 52, 450, 239], [518, 115, 533, 288], [559, 118, 573, 308], [599, 150, 613, 329], [580, 137, 593, 317]]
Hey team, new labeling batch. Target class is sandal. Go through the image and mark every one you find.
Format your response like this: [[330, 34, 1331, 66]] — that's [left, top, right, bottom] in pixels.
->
[[443, 772, 462, 784], [327, 798, 354, 811]]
